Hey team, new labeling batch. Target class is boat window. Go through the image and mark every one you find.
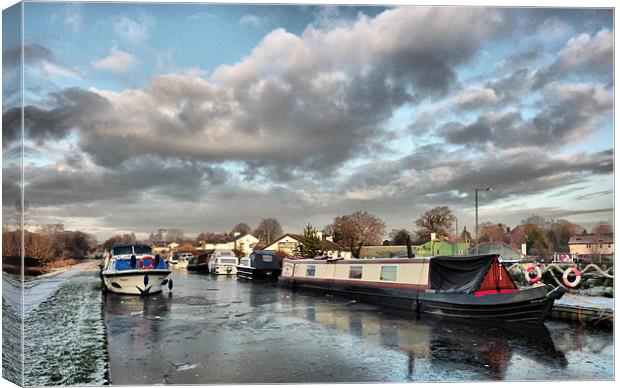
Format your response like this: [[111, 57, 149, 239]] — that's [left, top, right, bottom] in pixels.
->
[[380, 265, 398, 281], [112, 246, 133, 255], [306, 265, 316, 277], [133, 245, 152, 254], [262, 254, 273, 262], [349, 265, 363, 279], [219, 258, 238, 264]]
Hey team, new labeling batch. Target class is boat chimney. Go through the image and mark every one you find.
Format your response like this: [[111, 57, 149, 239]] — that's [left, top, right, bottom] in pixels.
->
[[406, 235, 413, 258], [430, 232, 437, 241]]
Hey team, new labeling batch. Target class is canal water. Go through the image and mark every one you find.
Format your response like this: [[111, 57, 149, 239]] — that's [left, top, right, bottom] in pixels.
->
[[4, 266, 614, 385]]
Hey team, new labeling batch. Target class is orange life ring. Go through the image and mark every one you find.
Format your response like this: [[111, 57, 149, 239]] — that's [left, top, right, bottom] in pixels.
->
[[524, 265, 542, 283], [138, 256, 155, 270], [562, 267, 581, 288]]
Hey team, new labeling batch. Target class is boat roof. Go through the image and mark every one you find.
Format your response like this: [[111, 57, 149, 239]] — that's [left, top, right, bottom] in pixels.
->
[[251, 250, 277, 255], [111, 243, 151, 249]]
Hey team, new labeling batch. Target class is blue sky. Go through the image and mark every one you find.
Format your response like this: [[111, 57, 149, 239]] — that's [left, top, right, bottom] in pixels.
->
[[2, 2, 614, 240]]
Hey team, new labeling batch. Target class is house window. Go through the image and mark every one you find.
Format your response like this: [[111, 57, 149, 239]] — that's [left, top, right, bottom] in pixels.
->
[[279, 241, 297, 250], [306, 265, 316, 277], [380, 265, 398, 281], [349, 265, 363, 279]]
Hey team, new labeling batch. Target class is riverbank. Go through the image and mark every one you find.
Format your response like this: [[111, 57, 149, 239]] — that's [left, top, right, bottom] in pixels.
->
[[3, 256, 82, 277], [3, 261, 109, 386]]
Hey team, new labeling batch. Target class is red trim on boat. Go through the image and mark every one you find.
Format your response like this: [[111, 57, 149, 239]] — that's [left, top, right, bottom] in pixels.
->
[[474, 289, 519, 296], [295, 276, 428, 290]]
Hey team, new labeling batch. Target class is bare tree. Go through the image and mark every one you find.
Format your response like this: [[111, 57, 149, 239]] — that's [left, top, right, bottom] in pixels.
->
[[231, 223, 251, 235], [479, 222, 509, 243], [389, 229, 412, 245], [254, 218, 283, 244], [14, 198, 32, 230], [103, 233, 137, 250], [415, 206, 455, 240], [332, 211, 386, 258], [592, 223, 613, 235], [165, 228, 185, 243], [521, 215, 548, 229]]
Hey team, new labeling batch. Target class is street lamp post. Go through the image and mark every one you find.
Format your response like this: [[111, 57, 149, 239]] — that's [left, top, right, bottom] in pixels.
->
[[475, 187, 493, 254]]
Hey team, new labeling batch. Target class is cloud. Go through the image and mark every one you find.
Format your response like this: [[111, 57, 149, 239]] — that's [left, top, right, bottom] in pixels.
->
[[6, 156, 227, 208], [9, 7, 509, 176], [2, 43, 83, 79], [113, 14, 153, 44], [535, 29, 613, 87], [495, 49, 543, 70], [455, 86, 498, 109], [187, 12, 218, 21], [340, 145, 613, 208], [436, 81, 612, 149], [91, 47, 137, 72], [2, 87, 112, 148], [239, 14, 263, 28], [40, 60, 83, 79]]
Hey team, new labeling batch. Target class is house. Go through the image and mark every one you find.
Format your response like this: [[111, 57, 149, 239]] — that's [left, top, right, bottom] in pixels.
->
[[199, 233, 259, 256], [414, 233, 470, 256], [264, 233, 353, 259], [569, 234, 614, 258], [151, 241, 179, 259]]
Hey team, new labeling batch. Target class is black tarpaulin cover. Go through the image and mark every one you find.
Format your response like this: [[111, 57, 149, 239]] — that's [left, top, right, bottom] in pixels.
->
[[250, 250, 281, 270], [428, 254, 499, 293]]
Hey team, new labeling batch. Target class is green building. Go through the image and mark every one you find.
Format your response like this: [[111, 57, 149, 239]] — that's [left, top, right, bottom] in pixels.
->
[[413, 235, 470, 256]]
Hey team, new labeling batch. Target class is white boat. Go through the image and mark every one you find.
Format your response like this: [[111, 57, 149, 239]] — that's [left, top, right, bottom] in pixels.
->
[[173, 252, 193, 269], [209, 249, 239, 275], [101, 243, 172, 296]]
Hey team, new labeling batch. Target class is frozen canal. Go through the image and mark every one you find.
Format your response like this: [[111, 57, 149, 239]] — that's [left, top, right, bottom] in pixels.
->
[[105, 268, 614, 384], [3, 265, 614, 385]]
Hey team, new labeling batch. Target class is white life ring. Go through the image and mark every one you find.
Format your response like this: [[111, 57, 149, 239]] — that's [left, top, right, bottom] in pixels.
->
[[524, 265, 542, 283], [562, 267, 581, 288]]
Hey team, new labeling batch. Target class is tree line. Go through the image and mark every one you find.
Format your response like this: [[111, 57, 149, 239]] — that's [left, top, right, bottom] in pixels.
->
[[2, 224, 96, 261]]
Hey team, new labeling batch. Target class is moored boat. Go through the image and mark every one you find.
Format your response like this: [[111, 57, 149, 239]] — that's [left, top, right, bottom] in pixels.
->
[[279, 254, 566, 323], [208, 249, 239, 275], [188, 252, 210, 272], [237, 250, 281, 280], [101, 243, 172, 296]]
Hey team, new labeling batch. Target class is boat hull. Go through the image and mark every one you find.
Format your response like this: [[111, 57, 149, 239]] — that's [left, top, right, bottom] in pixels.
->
[[418, 286, 558, 323], [102, 269, 172, 295], [237, 265, 280, 280], [280, 277, 562, 323], [188, 263, 209, 272], [210, 264, 238, 275]]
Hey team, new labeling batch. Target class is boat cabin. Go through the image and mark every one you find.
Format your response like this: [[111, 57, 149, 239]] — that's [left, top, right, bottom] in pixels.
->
[[281, 254, 517, 295], [106, 243, 168, 271]]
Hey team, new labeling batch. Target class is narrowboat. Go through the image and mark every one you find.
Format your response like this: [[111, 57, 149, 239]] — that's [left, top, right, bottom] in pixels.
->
[[237, 250, 281, 280], [188, 251, 211, 272], [279, 254, 566, 323], [101, 243, 172, 296], [209, 249, 239, 275]]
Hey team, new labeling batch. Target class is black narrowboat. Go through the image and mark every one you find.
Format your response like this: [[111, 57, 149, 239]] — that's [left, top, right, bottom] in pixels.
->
[[237, 250, 281, 280], [279, 254, 566, 323]]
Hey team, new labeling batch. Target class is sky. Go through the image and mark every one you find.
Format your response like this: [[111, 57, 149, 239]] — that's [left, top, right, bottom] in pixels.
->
[[1, 2, 614, 241]]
